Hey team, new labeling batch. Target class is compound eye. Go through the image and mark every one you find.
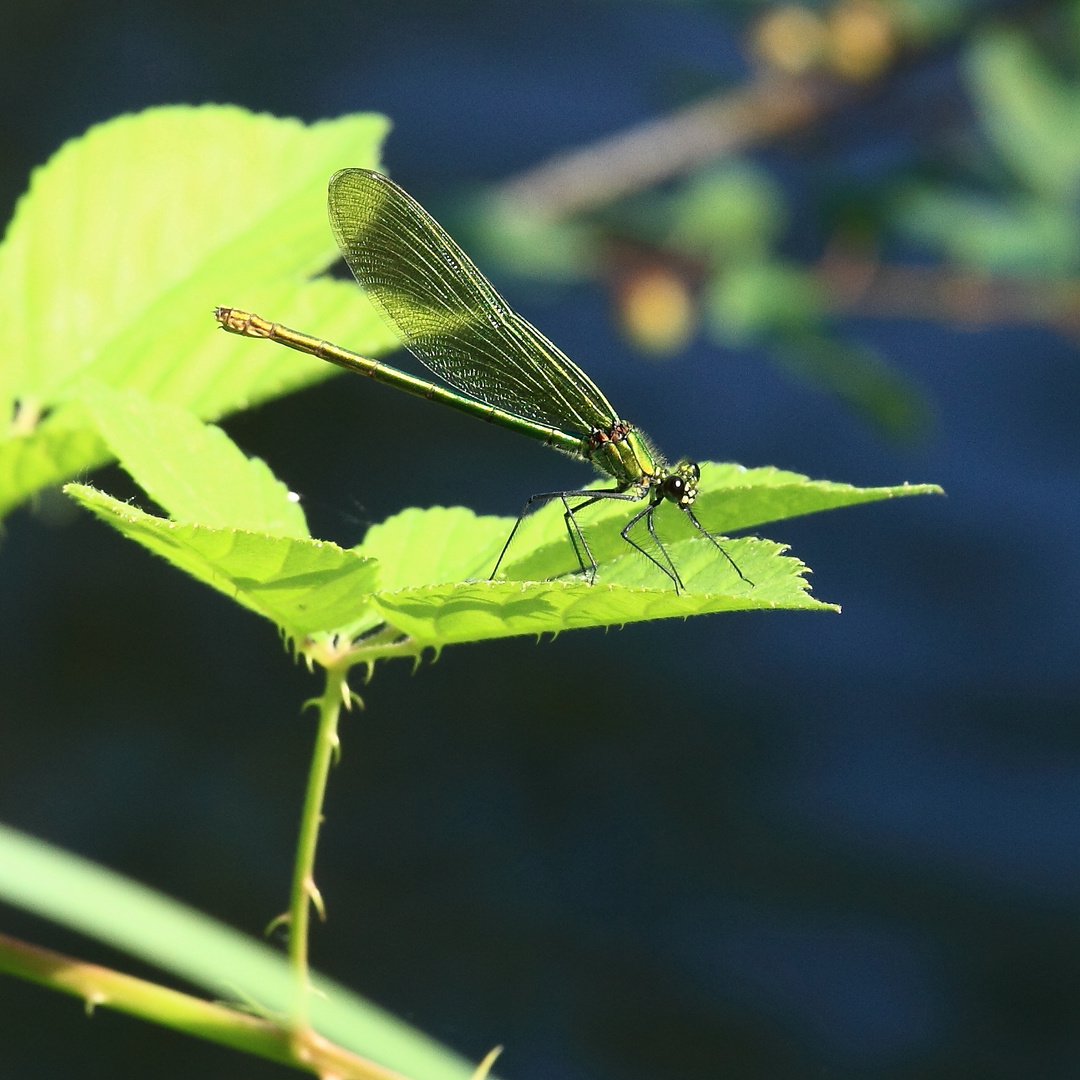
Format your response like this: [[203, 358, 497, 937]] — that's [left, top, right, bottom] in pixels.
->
[[659, 474, 689, 504], [662, 465, 699, 506]]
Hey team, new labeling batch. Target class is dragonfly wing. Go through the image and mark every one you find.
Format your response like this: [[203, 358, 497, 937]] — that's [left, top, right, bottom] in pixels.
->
[[328, 168, 618, 434]]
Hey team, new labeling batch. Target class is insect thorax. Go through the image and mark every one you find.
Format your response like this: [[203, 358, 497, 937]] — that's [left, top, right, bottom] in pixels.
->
[[586, 421, 666, 491]]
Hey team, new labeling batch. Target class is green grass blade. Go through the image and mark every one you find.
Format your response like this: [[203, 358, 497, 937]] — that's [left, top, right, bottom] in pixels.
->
[[0, 823, 478, 1080]]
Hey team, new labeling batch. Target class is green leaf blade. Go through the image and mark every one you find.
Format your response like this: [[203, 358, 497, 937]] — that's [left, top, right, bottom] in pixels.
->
[[356, 505, 511, 591], [67, 463, 939, 650], [374, 544, 831, 648], [0, 823, 478, 1080], [967, 28, 1080, 201], [0, 106, 400, 519], [691, 464, 944, 534], [0, 408, 110, 519], [0, 106, 389, 411], [500, 462, 943, 583], [81, 383, 308, 537], [65, 484, 379, 639]]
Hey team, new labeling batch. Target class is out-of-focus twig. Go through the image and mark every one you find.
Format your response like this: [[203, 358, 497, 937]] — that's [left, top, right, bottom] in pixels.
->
[[496, 74, 849, 219], [818, 249, 1080, 335], [490, 0, 1036, 220]]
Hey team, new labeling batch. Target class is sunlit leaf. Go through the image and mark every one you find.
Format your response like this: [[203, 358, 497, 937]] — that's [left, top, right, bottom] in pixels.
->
[[65, 485, 379, 639], [0, 105, 397, 518], [81, 383, 308, 536]]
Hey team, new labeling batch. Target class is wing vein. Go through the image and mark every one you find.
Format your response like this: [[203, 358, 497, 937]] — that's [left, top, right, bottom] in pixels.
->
[[327, 168, 620, 433]]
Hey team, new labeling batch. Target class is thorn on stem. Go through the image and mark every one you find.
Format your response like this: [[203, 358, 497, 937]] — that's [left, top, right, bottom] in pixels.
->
[[306, 877, 327, 922], [264, 911, 291, 938], [470, 1045, 503, 1080]]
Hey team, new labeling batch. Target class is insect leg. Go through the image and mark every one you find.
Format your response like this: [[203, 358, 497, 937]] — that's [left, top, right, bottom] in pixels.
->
[[681, 506, 753, 586], [491, 487, 642, 582], [620, 495, 685, 591]]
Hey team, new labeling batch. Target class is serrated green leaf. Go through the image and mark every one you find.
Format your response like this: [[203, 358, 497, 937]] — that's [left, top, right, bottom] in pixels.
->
[[355, 501, 814, 615], [374, 538, 829, 646], [0, 407, 110, 519], [80, 382, 308, 537], [0, 105, 392, 413], [501, 461, 943, 583], [66, 482, 828, 647], [0, 105, 399, 518], [356, 505, 510, 590], [68, 462, 940, 651], [65, 484, 379, 638], [691, 464, 943, 531]]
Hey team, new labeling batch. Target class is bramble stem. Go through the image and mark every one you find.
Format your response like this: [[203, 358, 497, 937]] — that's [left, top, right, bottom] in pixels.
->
[[287, 664, 352, 1028], [0, 931, 404, 1079]]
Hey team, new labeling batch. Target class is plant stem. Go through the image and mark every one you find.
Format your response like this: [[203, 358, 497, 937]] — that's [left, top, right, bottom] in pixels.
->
[[287, 663, 352, 1030], [0, 932, 407, 1080]]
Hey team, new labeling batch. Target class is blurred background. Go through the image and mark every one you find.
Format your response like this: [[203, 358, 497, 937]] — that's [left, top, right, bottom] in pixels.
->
[[2, 1, 1079, 1077]]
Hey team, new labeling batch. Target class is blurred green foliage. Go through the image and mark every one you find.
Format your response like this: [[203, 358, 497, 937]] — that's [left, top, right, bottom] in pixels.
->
[[471, 0, 1080, 443]]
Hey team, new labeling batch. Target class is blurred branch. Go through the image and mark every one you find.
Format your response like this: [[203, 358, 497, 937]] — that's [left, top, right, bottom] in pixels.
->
[[491, 0, 1047, 220], [819, 249, 1080, 335], [496, 74, 849, 219]]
